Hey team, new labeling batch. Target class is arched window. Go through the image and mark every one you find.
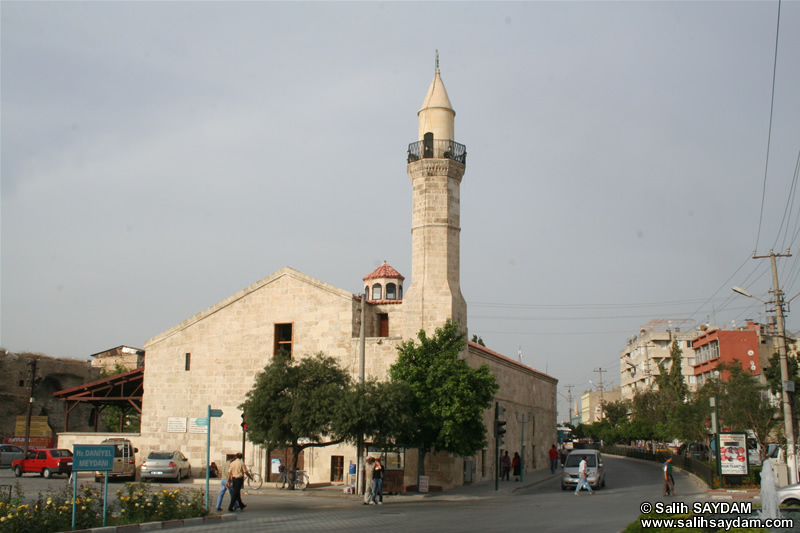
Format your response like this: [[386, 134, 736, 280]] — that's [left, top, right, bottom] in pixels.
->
[[386, 283, 396, 300], [398, 285, 403, 300], [364, 286, 369, 297], [372, 283, 382, 300]]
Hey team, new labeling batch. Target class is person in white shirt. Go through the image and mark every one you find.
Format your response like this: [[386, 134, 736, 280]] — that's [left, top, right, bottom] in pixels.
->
[[574, 457, 594, 495]]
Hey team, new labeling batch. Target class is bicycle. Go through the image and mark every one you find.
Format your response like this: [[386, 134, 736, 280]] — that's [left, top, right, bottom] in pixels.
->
[[246, 466, 263, 490], [275, 469, 308, 490]]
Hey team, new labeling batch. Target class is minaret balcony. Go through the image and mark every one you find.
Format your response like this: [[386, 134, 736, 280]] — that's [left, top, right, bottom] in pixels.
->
[[407, 140, 467, 165]]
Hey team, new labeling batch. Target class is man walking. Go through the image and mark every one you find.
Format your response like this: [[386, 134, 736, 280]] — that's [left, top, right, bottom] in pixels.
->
[[500, 451, 511, 481], [549, 445, 559, 474], [227, 452, 247, 512], [574, 456, 594, 496], [663, 456, 675, 496], [363, 456, 375, 505]]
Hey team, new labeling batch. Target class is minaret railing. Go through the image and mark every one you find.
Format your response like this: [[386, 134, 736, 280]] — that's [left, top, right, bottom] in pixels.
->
[[407, 140, 467, 165]]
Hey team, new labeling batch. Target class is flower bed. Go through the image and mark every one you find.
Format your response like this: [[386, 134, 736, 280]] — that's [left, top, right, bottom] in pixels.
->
[[0, 482, 208, 533]]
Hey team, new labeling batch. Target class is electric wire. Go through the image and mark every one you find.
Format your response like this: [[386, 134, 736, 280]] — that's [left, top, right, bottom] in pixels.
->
[[753, 0, 784, 253]]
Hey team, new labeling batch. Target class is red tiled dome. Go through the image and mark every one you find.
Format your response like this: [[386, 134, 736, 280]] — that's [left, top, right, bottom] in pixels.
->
[[363, 262, 405, 281]]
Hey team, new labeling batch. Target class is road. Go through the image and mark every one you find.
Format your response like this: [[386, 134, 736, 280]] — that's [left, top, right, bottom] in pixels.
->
[[0, 457, 714, 532]]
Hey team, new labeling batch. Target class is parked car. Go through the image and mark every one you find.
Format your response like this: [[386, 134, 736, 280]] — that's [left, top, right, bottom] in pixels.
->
[[683, 443, 710, 461], [95, 438, 138, 482], [12, 449, 73, 478], [561, 449, 605, 491], [776, 482, 800, 506], [140, 451, 191, 482], [0, 445, 25, 467]]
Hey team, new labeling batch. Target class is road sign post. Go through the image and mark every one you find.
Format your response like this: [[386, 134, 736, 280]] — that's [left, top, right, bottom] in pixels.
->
[[204, 406, 223, 509], [72, 444, 114, 528]]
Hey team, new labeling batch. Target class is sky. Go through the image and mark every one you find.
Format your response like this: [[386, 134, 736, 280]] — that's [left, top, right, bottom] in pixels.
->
[[2, 1, 800, 423]]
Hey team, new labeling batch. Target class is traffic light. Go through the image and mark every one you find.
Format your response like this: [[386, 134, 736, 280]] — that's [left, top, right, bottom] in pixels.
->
[[241, 413, 247, 432], [495, 420, 507, 447]]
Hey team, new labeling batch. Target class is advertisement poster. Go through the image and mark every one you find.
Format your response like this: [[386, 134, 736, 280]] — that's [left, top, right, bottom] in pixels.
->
[[719, 433, 748, 475]]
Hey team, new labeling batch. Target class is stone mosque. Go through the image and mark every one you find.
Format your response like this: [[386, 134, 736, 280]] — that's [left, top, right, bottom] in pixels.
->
[[58, 60, 557, 490]]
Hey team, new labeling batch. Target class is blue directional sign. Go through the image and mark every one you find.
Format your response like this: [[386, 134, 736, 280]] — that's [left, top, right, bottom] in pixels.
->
[[209, 409, 223, 418], [195, 417, 209, 426], [73, 444, 115, 472]]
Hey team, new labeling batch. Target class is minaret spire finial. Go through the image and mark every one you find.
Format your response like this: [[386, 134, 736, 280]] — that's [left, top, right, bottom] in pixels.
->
[[435, 50, 439, 72]]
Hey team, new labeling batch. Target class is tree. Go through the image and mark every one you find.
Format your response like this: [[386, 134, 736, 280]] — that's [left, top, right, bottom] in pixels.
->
[[335, 379, 416, 449], [240, 352, 352, 484], [99, 363, 140, 432], [602, 400, 630, 428], [389, 320, 499, 472], [698, 361, 778, 461]]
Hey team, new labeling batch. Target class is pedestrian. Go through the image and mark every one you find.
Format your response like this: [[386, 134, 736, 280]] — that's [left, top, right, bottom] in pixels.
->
[[560, 445, 568, 467], [370, 458, 385, 505], [549, 445, 559, 474], [227, 452, 247, 512], [574, 457, 594, 496], [363, 456, 375, 505], [215, 458, 231, 511], [512, 452, 521, 481], [500, 451, 511, 481], [663, 456, 675, 496], [209, 462, 220, 478]]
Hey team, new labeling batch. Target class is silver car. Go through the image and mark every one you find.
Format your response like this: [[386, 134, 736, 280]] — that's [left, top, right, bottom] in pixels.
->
[[561, 449, 606, 490], [777, 482, 800, 506], [0, 445, 25, 467], [140, 451, 191, 482]]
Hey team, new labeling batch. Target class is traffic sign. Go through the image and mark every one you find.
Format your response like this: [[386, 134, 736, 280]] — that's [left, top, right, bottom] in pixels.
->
[[195, 417, 209, 426], [210, 409, 223, 418], [73, 444, 115, 472]]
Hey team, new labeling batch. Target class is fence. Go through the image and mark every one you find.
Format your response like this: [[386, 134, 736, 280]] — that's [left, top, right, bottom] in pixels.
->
[[598, 445, 716, 488]]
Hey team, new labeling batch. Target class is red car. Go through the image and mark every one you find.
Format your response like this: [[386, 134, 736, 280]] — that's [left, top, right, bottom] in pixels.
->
[[12, 448, 73, 478]]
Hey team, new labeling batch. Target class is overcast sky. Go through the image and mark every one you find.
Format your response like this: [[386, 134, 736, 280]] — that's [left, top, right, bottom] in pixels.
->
[[3, 1, 800, 422]]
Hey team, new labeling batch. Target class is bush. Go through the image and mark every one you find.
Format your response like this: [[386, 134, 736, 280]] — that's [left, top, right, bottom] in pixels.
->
[[0, 482, 208, 533]]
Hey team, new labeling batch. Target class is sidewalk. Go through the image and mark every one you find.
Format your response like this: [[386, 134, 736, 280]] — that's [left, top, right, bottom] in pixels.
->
[[288, 466, 560, 502]]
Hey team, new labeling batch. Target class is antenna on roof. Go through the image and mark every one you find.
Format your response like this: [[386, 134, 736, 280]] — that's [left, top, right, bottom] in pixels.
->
[[518, 346, 522, 363]]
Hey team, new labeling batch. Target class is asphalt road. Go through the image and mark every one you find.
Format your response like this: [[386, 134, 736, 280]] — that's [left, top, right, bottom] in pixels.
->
[[0, 458, 712, 532]]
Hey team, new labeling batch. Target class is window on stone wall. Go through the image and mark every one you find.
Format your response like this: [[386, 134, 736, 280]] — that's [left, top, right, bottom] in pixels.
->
[[275, 323, 293, 358], [185, 353, 191, 371], [372, 284, 382, 300], [386, 283, 396, 300]]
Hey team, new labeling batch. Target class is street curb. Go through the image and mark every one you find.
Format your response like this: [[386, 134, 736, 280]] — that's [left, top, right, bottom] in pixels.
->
[[68, 514, 236, 533]]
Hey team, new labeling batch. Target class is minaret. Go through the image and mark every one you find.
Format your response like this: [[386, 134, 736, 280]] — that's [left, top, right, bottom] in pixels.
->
[[404, 53, 468, 338]]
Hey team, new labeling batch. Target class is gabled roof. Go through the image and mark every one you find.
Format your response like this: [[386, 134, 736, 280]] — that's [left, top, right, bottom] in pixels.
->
[[468, 341, 557, 384], [363, 262, 405, 281], [146, 267, 354, 347]]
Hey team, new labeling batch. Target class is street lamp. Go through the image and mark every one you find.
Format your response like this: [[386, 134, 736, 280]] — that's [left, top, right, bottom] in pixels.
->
[[732, 284, 797, 484]]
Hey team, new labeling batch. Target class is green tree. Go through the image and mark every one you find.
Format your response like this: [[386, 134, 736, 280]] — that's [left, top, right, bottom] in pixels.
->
[[602, 399, 631, 428], [99, 363, 140, 432], [389, 320, 499, 472], [335, 379, 416, 449], [241, 352, 352, 483], [701, 361, 778, 460]]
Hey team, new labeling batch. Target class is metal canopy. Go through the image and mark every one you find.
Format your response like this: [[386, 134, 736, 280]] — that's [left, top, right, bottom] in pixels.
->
[[53, 367, 144, 432]]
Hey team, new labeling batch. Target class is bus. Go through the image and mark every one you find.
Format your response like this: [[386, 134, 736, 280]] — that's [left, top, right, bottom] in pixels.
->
[[557, 426, 573, 448]]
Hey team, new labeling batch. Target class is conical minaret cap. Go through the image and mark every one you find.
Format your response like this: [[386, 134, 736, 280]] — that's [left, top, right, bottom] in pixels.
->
[[417, 54, 455, 142]]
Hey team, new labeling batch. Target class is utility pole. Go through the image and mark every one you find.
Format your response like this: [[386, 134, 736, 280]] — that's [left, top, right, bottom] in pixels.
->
[[23, 358, 37, 455], [756, 249, 796, 484], [564, 385, 574, 423], [593, 368, 606, 419], [357, 292, 367, 495]]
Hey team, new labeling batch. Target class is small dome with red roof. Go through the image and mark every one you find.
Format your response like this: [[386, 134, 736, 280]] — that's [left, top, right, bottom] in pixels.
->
[[362, 261, 404, 302]]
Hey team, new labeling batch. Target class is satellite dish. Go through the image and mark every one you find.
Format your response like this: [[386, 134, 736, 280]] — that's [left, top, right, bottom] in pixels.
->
[[748, 350, 754, 356]]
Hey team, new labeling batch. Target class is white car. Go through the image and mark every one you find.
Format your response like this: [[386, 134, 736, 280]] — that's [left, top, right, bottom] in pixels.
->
[[561, 449, 605, 490]]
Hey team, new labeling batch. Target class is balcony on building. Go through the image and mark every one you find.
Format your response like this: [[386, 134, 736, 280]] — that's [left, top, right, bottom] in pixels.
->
[[407, 138, 467, 165]]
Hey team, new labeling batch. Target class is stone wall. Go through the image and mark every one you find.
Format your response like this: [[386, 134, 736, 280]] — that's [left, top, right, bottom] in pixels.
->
[[0, 350, 100, 439]]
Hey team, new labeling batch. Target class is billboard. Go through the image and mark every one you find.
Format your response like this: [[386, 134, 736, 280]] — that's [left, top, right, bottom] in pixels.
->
[[719, 433, 749, 475]]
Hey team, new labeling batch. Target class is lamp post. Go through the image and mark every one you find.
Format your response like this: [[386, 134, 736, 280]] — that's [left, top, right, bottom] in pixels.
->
[[733, 278, 797, 484]]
